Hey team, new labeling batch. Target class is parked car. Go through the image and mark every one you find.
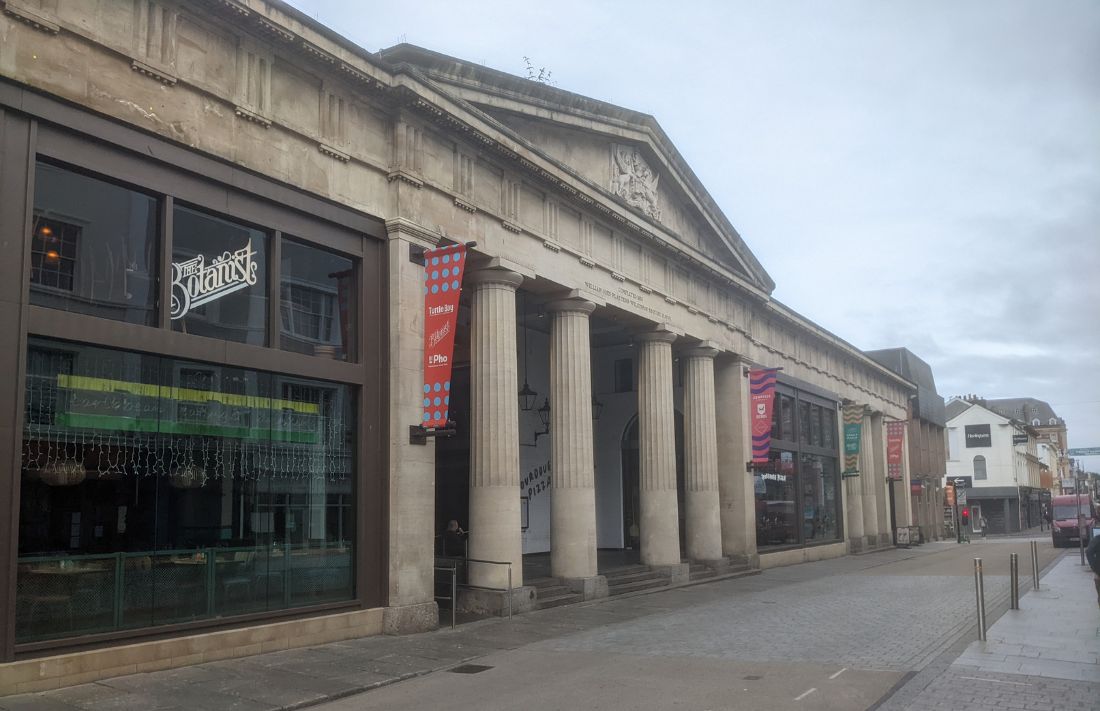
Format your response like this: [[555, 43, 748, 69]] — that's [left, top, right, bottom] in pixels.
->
[[1050, 494, 1096, 547]]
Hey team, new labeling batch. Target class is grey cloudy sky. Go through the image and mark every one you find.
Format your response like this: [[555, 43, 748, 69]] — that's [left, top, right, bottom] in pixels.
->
[[288, 0, 1100, 468]]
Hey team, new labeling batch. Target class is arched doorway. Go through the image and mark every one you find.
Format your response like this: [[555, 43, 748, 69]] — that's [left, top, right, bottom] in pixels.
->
[[620, 412, 685, 555]]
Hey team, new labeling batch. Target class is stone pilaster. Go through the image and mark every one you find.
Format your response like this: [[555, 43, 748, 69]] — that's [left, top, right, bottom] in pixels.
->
[[860, 412, 880, 548], [382, 219, 438, 631], [682, 347, 723, 562], [547, 298, 601, 585], [467, 267, 524, 589], [635, 330, 682, 567], [715, 358, 757, 561], [894, 417, 913, 529]]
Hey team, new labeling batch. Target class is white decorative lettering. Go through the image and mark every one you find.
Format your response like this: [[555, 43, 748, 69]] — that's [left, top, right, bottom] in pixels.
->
[[170, 239, 259, 320]]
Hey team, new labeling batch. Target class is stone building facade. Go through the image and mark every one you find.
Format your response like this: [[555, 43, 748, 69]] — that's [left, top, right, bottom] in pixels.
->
[[0, 0, 916, 692]]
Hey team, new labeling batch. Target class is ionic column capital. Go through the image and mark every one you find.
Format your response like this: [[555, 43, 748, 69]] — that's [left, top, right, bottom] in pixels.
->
[[634, 329, 679, 346], [546, 297, 596, 316], [465, 267, 524, 290], [683, 346, 720, 360]]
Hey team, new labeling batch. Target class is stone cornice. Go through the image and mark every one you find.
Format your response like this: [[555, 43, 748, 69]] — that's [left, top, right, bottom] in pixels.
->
[[384, 218, 442, 246]]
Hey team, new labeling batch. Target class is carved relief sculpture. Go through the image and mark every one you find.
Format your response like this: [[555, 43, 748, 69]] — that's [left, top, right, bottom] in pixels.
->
[[610, 144, 661, 221]]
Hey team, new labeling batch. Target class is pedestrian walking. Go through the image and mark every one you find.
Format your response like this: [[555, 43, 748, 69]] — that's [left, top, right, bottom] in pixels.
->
[[979, 515, 988, 537]]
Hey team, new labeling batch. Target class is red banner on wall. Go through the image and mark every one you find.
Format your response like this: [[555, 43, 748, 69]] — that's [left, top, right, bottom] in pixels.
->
[[422, 244, 466, 429], [749, 368, 779, 463], [887, 420, 906, 481]]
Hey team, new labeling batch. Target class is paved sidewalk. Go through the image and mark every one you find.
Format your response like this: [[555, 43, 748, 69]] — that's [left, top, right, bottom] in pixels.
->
[[889, 554, 1100, 710], [0, 543, 959, 711]]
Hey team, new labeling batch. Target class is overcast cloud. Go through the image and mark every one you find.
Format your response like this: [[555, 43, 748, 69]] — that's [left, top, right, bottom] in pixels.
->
[[288, 0, 1100, 469]]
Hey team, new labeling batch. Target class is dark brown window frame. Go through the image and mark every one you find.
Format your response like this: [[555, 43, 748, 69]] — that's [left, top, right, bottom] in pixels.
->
[[0, 88, 388, 662]]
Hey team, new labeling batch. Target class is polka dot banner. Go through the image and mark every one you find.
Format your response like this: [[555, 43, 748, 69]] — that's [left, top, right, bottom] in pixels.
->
[[421, 243, 466, 428]]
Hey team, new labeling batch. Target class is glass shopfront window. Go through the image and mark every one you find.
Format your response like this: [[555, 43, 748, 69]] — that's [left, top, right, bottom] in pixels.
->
[[172, 206, 268, 345], [15, 338, 354, 643], [280, 239, 354, 360], [30, 162, 158, 325], [755, 385, 842, 550]]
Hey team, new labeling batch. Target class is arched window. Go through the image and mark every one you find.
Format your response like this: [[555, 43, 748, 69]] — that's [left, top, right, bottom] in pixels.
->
[[1049, 418, 1057, 425], [973, 455, 987, 480], [1031, 419, 1040, 426]]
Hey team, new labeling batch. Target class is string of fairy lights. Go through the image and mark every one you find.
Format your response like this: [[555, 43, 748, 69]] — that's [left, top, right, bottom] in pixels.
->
[[21, 356, 353, 487]]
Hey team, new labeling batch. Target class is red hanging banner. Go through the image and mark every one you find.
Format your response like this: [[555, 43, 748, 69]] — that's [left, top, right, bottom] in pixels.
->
[[421, 244, 467, 429], [886, 420, 906, 481], [749, 368, 779, 463]]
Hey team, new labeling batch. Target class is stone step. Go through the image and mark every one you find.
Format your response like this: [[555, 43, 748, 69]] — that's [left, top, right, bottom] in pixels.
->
[[607, 577, 670, 596], [603, 569, 669, 585], [535, 592, 583, 610], [527, 576, 565, 590], [600, 565, 649, 577]]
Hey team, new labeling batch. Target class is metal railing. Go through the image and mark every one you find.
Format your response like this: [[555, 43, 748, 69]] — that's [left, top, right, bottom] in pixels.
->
[[435, 556, 514, 620], [433, 564, 458, 629]]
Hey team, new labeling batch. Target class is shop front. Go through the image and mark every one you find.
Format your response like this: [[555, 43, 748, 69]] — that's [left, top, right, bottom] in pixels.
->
[[754, 381, 843, 552], [0, 112, 385, 660]]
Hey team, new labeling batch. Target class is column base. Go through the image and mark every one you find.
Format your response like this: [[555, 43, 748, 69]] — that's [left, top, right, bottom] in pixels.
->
[[564, 575, 608, 601], [848, 537, 864, 554], [879, 532, 893, 547], [383, 601, 439, 635], [457, 585, 536, 617], [865, 534, 879, 550], [650, 562, 690, 585]]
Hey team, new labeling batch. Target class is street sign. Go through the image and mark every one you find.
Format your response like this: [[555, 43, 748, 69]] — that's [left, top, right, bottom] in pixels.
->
[[957, 490, 968, 506], [1012, 434, 1028, 445], [952, 476, 973, 489], [1067, 447, 1100, 457]]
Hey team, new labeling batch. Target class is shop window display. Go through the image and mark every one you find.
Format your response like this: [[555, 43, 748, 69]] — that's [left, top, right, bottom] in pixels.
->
[[755, 386, 842, 550], [15, 338, 354, 643]]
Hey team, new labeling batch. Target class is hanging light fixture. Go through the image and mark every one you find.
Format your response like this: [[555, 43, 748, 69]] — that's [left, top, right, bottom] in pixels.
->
[[38, 460, 86, 487], [591, 394, 604, 421], [518, 291, 538, 411], [170, 462, 207, 489]]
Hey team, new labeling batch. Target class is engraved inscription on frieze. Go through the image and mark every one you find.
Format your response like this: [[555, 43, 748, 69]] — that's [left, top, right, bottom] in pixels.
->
[[610, 144, 661, 221]]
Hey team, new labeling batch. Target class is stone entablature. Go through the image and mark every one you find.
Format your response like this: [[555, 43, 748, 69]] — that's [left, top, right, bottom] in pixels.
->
[[0, 0, 913, 418]]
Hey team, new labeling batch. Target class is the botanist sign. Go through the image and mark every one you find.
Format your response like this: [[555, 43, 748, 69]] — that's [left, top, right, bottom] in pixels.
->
[[170, 240, 260, 320]]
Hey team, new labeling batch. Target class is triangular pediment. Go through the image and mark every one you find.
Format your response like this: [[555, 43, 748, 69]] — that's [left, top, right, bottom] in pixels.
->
[[379, 45, 774, 294]]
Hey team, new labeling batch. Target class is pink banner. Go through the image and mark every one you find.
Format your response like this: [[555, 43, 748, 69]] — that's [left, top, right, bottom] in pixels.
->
[[749, 368, 779, 463], [421, 244, 466, 429], [887, 420, 906, 481]]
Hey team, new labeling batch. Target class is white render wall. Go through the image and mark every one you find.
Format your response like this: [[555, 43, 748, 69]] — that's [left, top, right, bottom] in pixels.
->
[[945, 405, 1018, 488]]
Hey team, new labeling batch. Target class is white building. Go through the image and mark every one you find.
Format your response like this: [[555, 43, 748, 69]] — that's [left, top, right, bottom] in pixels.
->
[[945, 398, 1047, 533]]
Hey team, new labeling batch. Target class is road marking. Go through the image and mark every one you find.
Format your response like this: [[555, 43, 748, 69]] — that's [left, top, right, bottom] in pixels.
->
[[794, 688, 817, 701], [828, 667, 848, 680], [956, 676, 1032, 686]]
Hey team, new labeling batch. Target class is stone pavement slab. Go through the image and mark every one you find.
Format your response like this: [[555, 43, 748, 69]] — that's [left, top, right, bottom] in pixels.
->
[[0, 540, 1064, 711], [883, 554, 1100, 710]]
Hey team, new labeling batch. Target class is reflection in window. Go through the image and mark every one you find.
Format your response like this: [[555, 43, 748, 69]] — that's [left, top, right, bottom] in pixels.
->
[[754, 449, 798, 547], [280, 239, 354, 360], [30, 162, 158, 324], [172, 206, 267, 345], [15, 338, 355, 643], [800, 453, 838, 542]]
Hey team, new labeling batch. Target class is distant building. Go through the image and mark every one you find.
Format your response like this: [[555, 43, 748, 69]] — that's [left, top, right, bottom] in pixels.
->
[[865, 348, 947, 542], [982, 398, 1070, 494], [945, 398, 1049, 534]]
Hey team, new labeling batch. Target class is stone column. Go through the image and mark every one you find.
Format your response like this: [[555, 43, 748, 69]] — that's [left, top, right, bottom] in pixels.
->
[[875, 414, 896, 545], [716, 358, 757, 563], [860, 412, 880, 549], [468, 267, 524, 590], [547, 298, 604, 596], [893, 416, 912, 531], [682, 347, 723, 563], [636, 330, 682, 568]]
